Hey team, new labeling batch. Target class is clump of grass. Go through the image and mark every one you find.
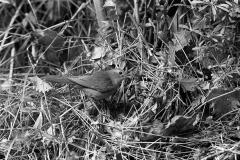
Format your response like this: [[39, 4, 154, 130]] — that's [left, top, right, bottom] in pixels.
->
[[1, 0, 240, 159]]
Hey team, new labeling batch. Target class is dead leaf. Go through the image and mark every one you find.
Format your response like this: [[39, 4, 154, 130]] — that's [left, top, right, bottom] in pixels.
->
[[22, 12, 37, 28], [162, 114, 200, 136], [31, 29, 65, 48], [168, 41, 176, 67], [179, 77, 199, 91], [90, 46, 108, 60], [206, 89, 240, 120], [47, 124, 57, 136], [29, 76, 52, 92], [1, 80, 12, 91], [33, 112, 42, 129], [200, 81, 210, 90], [172, 30, 191, 51], [151, 119, 164, 135], [92, 147, 107, 160], [104, 0, 119, 21]]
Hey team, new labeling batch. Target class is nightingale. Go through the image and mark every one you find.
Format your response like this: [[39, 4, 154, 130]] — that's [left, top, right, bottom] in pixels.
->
[[44, 69, 126, 99]]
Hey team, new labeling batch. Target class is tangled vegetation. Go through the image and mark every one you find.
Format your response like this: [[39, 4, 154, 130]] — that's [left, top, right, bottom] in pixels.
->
[[1, 0, 240, 159]]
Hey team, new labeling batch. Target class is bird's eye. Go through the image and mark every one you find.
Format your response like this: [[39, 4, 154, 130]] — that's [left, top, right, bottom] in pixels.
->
[[119, 71, 123, 75]]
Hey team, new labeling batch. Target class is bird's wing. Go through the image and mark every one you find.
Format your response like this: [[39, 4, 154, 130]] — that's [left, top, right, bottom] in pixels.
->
[[68, 73, 115, 92]]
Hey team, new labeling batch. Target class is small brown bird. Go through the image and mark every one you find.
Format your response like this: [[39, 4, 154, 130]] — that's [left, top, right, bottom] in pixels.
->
[[44, 69, 126, 99]]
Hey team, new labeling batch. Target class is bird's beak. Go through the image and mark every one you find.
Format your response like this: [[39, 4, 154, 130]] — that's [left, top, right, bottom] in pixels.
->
[[124, 73, 132, 79]]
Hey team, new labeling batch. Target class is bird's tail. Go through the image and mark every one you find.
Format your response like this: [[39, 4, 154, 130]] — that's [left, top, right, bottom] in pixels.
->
[[44, 75, 75, 84]]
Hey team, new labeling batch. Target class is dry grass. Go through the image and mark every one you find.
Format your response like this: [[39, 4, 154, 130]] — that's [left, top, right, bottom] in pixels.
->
[[1, 0, 240, 160]]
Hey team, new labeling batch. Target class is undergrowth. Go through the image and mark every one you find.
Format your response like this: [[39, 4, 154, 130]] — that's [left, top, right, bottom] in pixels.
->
[[1, 0, 240, 159]]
